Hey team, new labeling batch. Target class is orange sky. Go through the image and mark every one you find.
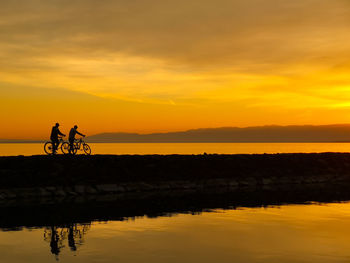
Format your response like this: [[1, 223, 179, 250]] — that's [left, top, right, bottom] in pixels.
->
[[1, 0, 350, 139]]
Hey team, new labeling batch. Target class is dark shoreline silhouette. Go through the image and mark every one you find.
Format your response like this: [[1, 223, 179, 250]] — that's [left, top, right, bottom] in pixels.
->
[[1, 153, 350, 188], [0, 153, 350, 230]]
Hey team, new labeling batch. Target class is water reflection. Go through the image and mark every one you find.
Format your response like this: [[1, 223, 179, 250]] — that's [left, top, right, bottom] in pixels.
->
[[2, 186, 350, 262], [2, 202, 350, 263], [43, 224, 91, 260]]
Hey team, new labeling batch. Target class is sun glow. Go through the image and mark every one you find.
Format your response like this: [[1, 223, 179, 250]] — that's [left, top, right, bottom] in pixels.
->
[[1, 0, 350, 139]]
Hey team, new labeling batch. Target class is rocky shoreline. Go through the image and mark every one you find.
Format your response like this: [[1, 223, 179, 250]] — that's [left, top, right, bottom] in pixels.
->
[[0, 153, 350, 200], [1, 153, 350, 228]]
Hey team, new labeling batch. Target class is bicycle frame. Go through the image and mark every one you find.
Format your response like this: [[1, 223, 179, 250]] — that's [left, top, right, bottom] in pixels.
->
[[63, 137, 91, 155], [54, 137, 65, 151], [73, 138, 84, 151]]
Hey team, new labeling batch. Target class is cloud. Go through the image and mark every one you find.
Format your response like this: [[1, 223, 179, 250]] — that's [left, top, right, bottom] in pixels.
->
[[2, 0, 350, 138], [1, 0, 350, 70]]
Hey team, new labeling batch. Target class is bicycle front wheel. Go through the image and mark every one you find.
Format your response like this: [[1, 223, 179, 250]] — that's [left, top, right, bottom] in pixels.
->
[[83, 143, 91, 155], [44, 142, 53, 155], [61, 142, 70, 155]]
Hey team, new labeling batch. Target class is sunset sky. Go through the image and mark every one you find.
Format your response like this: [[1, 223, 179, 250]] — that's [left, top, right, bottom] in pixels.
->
[[2, 0, 350, 139]]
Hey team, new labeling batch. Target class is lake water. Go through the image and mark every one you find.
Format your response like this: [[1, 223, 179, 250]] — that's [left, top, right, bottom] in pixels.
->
[[1, 142, 350, 156], [2, 202, 350, 263]]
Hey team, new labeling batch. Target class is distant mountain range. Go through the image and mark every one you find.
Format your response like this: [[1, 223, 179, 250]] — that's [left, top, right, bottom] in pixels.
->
[[85, 124, 350, 143], [3, 124, 350, 143]]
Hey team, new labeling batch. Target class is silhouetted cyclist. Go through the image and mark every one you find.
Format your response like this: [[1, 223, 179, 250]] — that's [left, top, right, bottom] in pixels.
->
[[69, 125, 85, 154], [50, 123, 66, 154]]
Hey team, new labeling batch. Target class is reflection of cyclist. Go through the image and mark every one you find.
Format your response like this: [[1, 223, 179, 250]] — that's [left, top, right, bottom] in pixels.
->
[[69, 125, 85, 154], [50, 123, 66, 154], [68, 226, 77, 251], [50, 226, 60, 256]]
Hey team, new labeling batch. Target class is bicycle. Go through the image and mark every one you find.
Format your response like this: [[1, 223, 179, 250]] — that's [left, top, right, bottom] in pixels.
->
[[44, 137, 66, 155], [61, 137, 91, 155]]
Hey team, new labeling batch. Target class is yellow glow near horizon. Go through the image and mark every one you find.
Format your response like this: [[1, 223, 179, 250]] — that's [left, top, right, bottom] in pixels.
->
[[2, 0, 350, 139]]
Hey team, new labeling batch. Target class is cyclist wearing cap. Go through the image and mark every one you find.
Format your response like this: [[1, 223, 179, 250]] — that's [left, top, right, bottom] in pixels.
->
[[69, 125, 85, 154], [50, 123, 66, 154]]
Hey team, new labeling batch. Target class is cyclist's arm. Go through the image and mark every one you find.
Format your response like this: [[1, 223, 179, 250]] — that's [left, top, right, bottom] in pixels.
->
[[58, 129, 66, 137], [76, 131, 85, 137]]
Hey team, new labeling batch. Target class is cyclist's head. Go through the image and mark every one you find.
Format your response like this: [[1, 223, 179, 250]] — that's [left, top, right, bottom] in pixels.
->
[[55, 123, 59, 127], [74, 125, 78, 129]]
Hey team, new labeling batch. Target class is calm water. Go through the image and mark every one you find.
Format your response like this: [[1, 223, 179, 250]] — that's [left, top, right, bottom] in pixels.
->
[[2, 202, 350, 262], [1, 142, 350, 156]]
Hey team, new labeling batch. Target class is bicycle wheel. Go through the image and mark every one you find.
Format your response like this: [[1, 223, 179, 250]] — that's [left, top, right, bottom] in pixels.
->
[[61, 142, 70, 155], [44, 142, 54, 155], [83, 143, 91, 155]]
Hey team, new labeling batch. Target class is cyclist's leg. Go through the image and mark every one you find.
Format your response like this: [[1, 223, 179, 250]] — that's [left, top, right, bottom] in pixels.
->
[[52, 139, 59, 154], [69, 139, 74, 154]]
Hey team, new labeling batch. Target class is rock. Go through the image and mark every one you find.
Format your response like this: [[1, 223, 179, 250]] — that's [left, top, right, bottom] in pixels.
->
[[278, 177, 294, 185], [15, 188, 37, 197], [3, 190, 16, 199], [38, 187, 52, 197], [239, 178, 257, 186], [74, 185, 85, 194], [55, 188, 67, 196], [0, 193, 7, 200], [74, 196, 86, 203], [229, 180, 239, 187], [96, 184, 119, 193], [168, 181, 186, 189], [85, 186, 98, 194], [158, 183, 172, 190], [53, 196, 66, 203], [62, 187, 78, 196], [137, 183, 154, 191], [45, 187, 56, 193]]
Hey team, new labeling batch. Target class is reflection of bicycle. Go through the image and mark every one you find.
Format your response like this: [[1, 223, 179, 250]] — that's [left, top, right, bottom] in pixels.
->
[[62, 137, 91, 155], [44, 137, 66, 155]]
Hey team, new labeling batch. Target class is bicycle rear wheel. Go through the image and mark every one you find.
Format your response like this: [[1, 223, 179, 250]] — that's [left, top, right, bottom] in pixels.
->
[[83, 143, 91, 155], [44, 142, 54, 155]]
